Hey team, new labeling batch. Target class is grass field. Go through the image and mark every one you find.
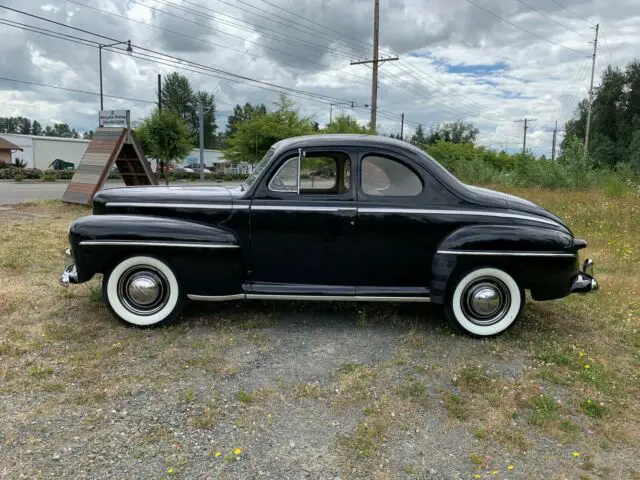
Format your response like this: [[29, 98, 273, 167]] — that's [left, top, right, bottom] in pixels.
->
[[0, 187, 638, 479]]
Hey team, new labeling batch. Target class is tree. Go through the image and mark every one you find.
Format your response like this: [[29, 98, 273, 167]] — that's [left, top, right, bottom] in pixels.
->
[[17, 117, 31, 135], [562, 58, 640, 168], [193, 90, 217, 149], [31, 120, 42, 136], [83, 130, 94, 140], [322, 114, 370, 134], [161, 72, 218, 148], [410, 124, 426, 147], [225, 103, 267, 136], [224, 94, 314, 163], [136, 109, 194, 185], [426, 120, 478, 145]]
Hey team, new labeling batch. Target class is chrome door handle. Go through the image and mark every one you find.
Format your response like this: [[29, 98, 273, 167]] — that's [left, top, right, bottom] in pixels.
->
[[337, 207, 357, 212]]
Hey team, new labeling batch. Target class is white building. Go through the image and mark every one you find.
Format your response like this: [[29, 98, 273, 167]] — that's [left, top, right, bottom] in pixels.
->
[[1, 133, 90, 169], [2, 132, 253, 174]]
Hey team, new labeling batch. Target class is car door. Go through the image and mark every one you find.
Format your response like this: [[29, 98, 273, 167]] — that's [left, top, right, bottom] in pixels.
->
[[247, 147, 357, 295], [354, 148, 449, 297]]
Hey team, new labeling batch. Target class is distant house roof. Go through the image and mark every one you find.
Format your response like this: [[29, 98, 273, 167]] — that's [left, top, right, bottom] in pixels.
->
[[0, 136, 24, 151]]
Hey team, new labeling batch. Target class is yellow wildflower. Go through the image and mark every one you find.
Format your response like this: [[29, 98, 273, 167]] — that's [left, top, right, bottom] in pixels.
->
[[214, 451, 222, 458], [572, 451, 580, 457], [491, 471, 499, 475], [474, 475, 481, 479], [507, 464, 514, 471], [233, 448, 242, 455], [167, 467, 176, 475], [579, 351, 585, 356], [584, 364, 590, 369]]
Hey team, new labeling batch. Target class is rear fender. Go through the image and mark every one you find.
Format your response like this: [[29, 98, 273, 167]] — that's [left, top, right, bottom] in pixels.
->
[[429, 224, 577, 303], [68, 215, 243, 296]]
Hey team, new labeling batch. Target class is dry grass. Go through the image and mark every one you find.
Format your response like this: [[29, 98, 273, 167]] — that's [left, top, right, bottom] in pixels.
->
[[0, 189, 639, 479]]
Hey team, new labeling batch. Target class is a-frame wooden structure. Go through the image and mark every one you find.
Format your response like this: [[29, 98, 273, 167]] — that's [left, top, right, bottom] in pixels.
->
[[62, 127, 157, 205]]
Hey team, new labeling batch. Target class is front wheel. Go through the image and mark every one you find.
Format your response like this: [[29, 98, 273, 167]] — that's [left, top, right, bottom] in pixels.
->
[[444, 267, 524, 338], [102, 255, 185, 328]]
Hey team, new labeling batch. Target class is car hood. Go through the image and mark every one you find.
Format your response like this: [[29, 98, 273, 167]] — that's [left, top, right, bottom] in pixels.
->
[[463, 184, 570, 231], [94, 185, 232, 206]]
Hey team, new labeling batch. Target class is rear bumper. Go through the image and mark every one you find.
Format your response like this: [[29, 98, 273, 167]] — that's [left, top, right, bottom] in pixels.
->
[[569, 258, 599, 294], [59, 248, 79, 287]]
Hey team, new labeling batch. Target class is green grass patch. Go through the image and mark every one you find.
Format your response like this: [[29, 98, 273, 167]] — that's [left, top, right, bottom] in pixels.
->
[[528, 394, 559, 425], [454, 365, 494, 394], [580, 399, 609, 419], [443, 392, 468, 421], [237, 388, 253, 404]]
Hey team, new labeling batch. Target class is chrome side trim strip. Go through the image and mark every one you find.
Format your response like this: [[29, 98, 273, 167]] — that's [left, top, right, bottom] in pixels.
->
[[437, 250, 576, 257], [79, 240, 238, 248], [245, 294, 431, 302], [251, 205, 342, 212], [357, 207, 561, 227], [188, 294, 246, 301], [105, 202, 247, 210]]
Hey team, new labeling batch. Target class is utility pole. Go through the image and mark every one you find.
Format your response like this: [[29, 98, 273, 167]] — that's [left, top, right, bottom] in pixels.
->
[[157, 74, 162, 111], [584, 23, 599, 160], [551, 120, 558, 161], [329, 103, 333, 124], [400, 113, 404, 140], [350, 0, 398, 131], [515, 118, 536, 156], [198, 103, 205, 180]]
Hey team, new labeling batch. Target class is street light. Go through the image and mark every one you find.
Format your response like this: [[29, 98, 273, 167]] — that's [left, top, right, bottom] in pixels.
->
[[99, 39, 133, 111]]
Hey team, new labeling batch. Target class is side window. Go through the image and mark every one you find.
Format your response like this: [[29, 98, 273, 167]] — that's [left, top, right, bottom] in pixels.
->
[[361, 154, 423, 196], [268, 152, 351, 195]]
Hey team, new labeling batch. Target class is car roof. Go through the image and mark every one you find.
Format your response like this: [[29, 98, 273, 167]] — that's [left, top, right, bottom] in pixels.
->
[[270, 134, 427, 157]]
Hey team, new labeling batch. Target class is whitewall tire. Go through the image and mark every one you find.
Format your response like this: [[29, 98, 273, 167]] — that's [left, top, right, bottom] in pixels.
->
[[102, 255, 184, 327], [445, 267, 524, 337]]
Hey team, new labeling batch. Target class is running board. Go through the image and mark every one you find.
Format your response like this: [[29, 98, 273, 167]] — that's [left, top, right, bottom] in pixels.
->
[[187, 293, 431, 303]]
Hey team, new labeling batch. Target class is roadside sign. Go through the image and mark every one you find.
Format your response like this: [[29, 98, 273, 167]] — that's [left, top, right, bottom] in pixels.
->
[[99, 110, 130, 128]]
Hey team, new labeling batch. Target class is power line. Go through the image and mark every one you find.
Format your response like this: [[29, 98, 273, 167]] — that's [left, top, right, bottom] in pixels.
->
[[548, 0, 596, 27], [177, 0, 374, 58], [0, 76, 157, 104], [463, 0, 587, 54], [515, 0, 590, 38], [256, 0, 395, 57], [0, 7, 360, 106]]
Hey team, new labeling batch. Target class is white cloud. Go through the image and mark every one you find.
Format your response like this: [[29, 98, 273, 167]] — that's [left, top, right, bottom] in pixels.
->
[[0, 0, 638, 156]]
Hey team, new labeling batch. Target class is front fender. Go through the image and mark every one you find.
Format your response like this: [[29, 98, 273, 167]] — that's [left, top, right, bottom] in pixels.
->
[[67, 215, 243, 295], [429, 224, 578, 303]]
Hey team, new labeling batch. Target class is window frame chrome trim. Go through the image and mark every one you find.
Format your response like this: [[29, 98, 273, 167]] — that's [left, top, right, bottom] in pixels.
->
[[437, 250, 576, 257], [79, 240, 239, 248]]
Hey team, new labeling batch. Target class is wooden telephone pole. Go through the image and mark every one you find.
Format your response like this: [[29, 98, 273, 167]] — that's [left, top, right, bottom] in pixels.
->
[[350, 0, 398, 130], [515, 118, 537, 156], [584, 23, 599, 160]]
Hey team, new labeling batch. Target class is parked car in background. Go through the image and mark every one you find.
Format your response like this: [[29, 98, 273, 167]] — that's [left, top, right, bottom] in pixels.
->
[[60, 134, 598, 337]]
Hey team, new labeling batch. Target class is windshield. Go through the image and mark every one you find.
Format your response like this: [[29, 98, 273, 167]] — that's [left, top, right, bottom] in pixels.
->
[[242, 149, 275, 190]]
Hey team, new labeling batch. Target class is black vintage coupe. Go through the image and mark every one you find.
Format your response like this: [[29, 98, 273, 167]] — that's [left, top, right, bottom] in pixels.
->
[[60, 134, 598, 337]]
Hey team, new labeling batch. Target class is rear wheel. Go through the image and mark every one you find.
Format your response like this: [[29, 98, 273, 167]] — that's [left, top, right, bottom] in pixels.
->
[[102, 255, 185, 327], [445, 267, 524, 337]]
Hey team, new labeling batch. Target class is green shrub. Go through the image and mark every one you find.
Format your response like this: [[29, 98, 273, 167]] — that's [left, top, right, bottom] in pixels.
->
[[603, 175, 629, 198], [13, 173, 24, 182], [40, 171, 56, 182]]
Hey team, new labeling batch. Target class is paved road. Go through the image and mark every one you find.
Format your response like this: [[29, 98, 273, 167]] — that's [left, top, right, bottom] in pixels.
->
[[0, 180, 241, 205]]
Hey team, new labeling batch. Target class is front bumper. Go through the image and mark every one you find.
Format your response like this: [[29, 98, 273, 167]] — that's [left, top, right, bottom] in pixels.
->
[[569, 258, 599, 294], [59, 248, 79, 287]]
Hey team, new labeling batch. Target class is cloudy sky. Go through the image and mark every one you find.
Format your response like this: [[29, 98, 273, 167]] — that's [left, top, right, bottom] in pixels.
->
[[1, 0, 638, 155]]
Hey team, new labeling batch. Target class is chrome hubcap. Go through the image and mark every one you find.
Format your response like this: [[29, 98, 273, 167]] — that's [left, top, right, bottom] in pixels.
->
[[461, 277, 511, 326], [118, 266, 169, 316], [127, 275, 160, 306], [470, 286, 501, 317]]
